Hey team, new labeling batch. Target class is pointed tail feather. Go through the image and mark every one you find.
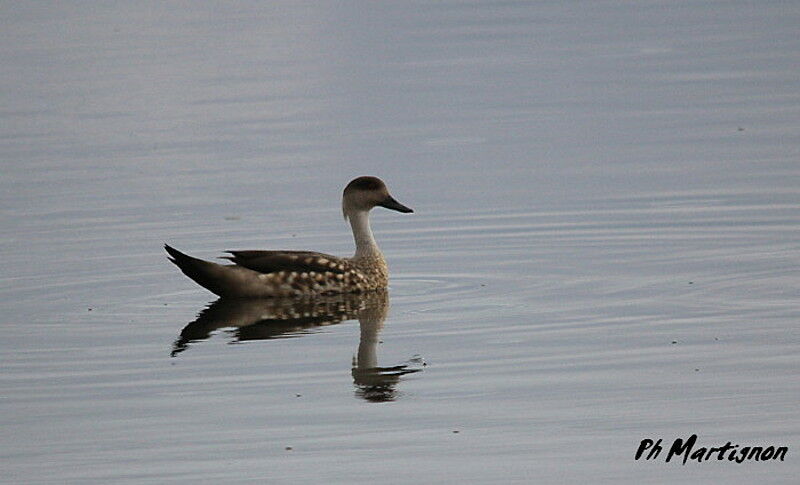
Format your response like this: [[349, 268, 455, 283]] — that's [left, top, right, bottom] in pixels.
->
[[164, 244, 202, 269], [164, 244, 235, 297]]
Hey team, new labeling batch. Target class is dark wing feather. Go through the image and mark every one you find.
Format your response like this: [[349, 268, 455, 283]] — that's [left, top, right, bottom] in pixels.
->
[[224, 250, 347, 275]]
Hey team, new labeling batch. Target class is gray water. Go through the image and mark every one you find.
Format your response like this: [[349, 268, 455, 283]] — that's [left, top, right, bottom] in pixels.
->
[[2, 2, 799, 483]]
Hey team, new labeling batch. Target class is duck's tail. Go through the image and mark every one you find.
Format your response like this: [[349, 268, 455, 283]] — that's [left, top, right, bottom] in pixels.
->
[[164, 244, 232, 297]]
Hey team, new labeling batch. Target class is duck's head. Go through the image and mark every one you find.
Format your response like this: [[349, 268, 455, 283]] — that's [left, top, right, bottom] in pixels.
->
[[342, 176, 413, 219]]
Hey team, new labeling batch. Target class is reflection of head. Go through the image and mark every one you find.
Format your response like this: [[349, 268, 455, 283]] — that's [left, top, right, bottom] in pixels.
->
[[352, 375, 402, 403]]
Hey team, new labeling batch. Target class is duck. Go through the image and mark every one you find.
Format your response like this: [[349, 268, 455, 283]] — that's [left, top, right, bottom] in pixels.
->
[[165, 176, 413, 297]]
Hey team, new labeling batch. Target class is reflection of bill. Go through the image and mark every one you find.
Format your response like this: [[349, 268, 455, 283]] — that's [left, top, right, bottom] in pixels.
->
[[171, 290, 422, 402]]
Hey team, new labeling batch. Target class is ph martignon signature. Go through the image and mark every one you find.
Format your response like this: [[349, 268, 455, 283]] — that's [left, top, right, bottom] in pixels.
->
[[636, 435, 788, 464]]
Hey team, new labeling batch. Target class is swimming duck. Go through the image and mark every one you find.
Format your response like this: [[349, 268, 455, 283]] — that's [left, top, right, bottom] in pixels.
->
[[165, 176, 413, 297]]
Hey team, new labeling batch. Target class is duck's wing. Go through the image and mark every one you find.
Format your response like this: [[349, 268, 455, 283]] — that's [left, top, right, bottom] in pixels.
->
[[223, 250, 348, 275]]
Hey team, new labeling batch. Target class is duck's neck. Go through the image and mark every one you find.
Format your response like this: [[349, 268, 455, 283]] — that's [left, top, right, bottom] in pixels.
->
[[348, 210, 382, 259]]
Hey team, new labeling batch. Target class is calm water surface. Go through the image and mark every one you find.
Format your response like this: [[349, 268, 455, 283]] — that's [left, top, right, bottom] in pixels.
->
[[2, 2, 799, 484]]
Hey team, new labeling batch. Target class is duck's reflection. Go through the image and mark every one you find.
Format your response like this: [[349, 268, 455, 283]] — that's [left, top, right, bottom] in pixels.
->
[[172, 290, 422, 402]]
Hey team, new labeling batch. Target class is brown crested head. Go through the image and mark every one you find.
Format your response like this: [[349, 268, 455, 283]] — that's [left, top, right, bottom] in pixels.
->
[[342, 176, 413, 217], [344, 176, 387, 194]]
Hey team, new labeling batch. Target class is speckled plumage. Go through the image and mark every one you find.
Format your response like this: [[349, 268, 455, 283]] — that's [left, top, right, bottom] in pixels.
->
[[165, 176, 412, 298], [225, 251, 387, 297]]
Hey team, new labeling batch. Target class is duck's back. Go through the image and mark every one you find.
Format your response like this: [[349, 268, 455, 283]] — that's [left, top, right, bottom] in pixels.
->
[[225, 250, 347, 275], [227, 250, 388, 295]]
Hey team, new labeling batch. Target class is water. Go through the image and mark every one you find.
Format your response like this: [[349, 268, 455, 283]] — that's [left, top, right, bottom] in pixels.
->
[[2, 1, 799, 483]]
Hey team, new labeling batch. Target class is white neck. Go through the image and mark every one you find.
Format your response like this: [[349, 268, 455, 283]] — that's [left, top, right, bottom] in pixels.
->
[[348, 210, 381, 259]]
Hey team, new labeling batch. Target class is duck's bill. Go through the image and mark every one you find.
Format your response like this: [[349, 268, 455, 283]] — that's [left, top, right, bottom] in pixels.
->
[[379, 196, 414, 213]]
